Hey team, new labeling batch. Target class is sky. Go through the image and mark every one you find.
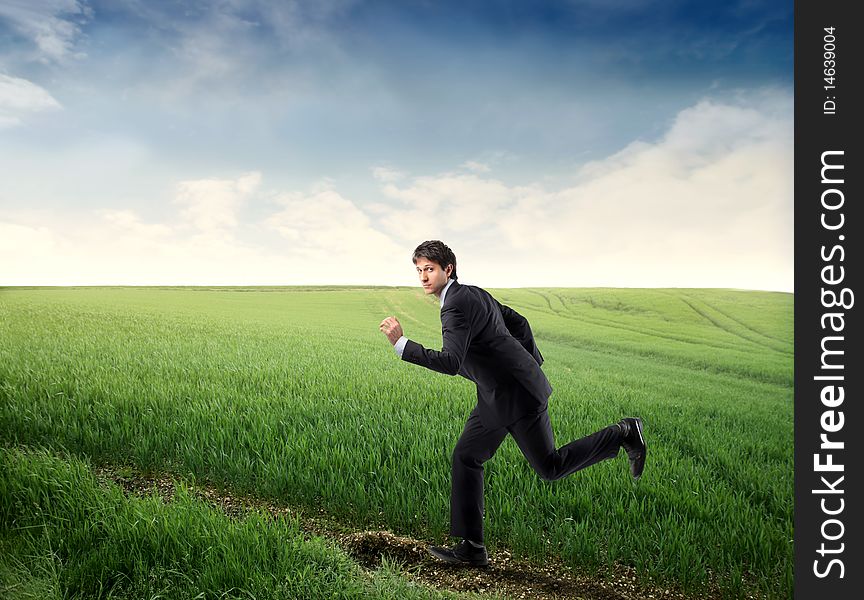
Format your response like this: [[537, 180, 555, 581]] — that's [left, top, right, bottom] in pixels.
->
[[0, 0, 793, 290]]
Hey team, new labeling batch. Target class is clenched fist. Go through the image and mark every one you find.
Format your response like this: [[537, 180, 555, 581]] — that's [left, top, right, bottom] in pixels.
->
[[379, 316, 404, 346]]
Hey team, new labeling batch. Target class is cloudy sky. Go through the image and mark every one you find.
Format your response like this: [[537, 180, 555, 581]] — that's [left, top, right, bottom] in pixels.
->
[[0, 0, 792, 290]]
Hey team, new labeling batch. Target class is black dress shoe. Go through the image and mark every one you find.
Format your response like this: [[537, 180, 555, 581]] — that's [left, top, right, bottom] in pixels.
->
[[618, 417, 647, 480], [428, 539, 489, 566]]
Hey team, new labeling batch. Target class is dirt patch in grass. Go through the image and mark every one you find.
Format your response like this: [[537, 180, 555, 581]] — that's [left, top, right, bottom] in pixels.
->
[[339, 529, 649, 600], [94, 466, 723, 600]]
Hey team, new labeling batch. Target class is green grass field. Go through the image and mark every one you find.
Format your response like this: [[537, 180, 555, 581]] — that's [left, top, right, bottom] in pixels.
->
[[0, 286, 793, 598]]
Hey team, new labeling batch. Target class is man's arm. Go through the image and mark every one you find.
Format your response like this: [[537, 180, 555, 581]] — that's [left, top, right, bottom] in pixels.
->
[[495, 300, 544, 366], [401, 305, 470, 376]]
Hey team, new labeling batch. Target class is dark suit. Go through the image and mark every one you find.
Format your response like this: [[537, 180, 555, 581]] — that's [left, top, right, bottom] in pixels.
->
[[402, 280, 622, 543]]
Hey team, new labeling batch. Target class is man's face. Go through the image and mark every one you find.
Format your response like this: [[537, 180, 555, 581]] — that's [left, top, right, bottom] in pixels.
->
[[415, 256, 452, 296]]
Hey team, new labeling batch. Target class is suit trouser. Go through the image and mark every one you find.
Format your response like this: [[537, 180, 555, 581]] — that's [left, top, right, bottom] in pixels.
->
[[450, 407, 623, 544]]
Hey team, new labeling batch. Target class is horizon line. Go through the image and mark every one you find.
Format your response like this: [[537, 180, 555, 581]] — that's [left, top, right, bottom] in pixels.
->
[[0, 284, 794, 294]]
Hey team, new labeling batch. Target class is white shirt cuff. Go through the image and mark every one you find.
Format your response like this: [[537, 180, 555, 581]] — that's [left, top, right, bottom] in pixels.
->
[[393, 335, 408, 358]]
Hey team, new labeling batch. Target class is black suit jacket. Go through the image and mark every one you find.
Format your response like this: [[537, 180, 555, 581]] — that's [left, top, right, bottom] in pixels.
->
[[402, 281, 552, 428]]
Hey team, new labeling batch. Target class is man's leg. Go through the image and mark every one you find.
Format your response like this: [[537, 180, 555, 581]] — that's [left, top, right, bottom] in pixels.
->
[[507, 410, 622, 481], [450, 408, 508, 544]]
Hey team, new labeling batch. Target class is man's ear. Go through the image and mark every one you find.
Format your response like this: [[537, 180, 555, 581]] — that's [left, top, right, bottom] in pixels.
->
[[445, 264, 453, 277]]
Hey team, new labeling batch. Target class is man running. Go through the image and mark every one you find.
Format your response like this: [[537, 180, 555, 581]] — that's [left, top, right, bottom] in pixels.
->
[[379, 240, 646, 566]]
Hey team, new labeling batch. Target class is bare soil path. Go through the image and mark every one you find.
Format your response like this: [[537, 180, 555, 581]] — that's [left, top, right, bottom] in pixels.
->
[[94, 466, 726, 600]]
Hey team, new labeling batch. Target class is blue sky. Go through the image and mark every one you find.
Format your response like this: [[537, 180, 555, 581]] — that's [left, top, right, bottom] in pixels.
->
[[1, 0, 793, 289]]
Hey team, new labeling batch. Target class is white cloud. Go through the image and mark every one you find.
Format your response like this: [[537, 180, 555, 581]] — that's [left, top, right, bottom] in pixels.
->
[[266, 182, 406, 279], [0, 92, 792, 290], [376, 90, 793, 291], [99, 209, 174, 238], [174, 171, 262, 231], [378, 172, 539, 244], [0, 173, 406, 286], [371, 166, 406, 183], [461, 160, 491, 173], [0, 0, 90, 63], [0, 221, 56, 258], [0, 73, 62, 127]]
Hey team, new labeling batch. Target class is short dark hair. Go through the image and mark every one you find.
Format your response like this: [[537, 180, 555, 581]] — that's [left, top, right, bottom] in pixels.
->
[[412, 240, 458, 281]]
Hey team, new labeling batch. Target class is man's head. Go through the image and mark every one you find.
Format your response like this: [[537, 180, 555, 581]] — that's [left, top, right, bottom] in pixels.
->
[[412, 240, 457, 296]]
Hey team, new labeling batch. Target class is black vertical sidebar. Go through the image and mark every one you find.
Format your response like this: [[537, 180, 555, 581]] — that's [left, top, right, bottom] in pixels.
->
[[794, 0, 861, 597]]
